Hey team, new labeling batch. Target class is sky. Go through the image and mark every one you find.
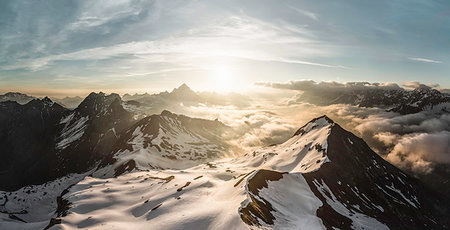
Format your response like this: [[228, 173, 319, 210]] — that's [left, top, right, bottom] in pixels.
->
[[0, 0, 449, 97]]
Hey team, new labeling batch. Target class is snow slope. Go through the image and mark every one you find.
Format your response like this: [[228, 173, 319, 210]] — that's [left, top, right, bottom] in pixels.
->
[[1, 115, 448, 230]]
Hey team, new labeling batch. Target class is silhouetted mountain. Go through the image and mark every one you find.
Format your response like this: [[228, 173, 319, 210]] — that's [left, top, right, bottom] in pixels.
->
[[0, 98, 68, 190]]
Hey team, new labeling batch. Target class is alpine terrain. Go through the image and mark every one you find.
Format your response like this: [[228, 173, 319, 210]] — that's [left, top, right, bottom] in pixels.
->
[[0, 92, 448, 229]]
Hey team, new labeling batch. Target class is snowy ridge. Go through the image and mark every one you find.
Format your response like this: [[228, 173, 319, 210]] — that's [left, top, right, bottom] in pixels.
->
[[102, 111, 230, 175], [237, 116, 333, 173]]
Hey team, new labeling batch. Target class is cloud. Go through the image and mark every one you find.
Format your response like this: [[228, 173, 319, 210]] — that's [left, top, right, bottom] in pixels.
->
[[255, 80, 402, 92], [3, 14, 343, 72], [440, 89, 450, 94], [288, 5, 319, 21], [385, 132, 450, 174], [402, 81, 439, 90], [251, 91, 450, 175], [408, 57, 442, 64]]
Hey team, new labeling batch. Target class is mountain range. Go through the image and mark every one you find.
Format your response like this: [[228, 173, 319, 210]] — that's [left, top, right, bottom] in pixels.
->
[[294, 86, 450, 114], [0, 87, 449, 229]]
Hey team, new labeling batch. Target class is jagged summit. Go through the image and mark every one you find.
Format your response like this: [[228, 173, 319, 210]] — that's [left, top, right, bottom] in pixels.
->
[[172, 83, 191, 92], [77, 92, 122, 115], [293, 115, 335, 136], [169, 83, 199, 101]]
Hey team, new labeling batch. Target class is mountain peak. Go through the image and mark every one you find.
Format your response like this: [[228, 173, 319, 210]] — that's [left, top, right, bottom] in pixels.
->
[[178, 83, 190, 90], [42, 96, 52, 102], [77, 92, 122, 114], [293, 115, 334, 136], [171, 83, 193, 94]]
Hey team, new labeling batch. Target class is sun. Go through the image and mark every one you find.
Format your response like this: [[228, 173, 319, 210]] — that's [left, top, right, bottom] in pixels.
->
[[209, 65, 235, 93]]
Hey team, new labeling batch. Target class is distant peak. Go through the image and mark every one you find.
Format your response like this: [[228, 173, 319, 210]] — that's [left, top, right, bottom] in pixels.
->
[[179, 83, 190, 89], [172, 83, 193, 93], [4, 92, 28, 96]]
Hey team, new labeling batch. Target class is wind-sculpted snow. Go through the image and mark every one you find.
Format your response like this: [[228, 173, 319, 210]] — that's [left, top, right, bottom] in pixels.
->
[[0, 172, 91, 230], [236, 116, 332, 173], [1, 115, 449, 229]]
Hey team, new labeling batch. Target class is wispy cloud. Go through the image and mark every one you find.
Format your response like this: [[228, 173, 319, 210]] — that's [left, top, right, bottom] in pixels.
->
[[408, 57, 442, 64], [288, 5, 319, 21], [3, 15, 344, 71]]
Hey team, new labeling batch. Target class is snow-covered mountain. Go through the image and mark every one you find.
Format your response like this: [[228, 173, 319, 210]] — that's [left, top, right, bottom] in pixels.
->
[[96, 109, 233, 177], [237, 116, 449, 229], [297, 87, 450, 114], [2, 115, 448, 229]]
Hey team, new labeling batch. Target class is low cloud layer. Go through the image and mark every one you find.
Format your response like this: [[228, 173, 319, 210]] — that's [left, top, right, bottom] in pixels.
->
[[125, 81, 449, 175], [256, 80, 447, 94], [256, 80, 403, 92], [386, 131, 450, 174]]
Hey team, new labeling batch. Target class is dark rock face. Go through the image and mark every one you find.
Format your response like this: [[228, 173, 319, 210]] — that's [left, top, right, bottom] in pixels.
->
[[303, 123, 449, 229], [0, 93, 134, 191], [0, 99, 68, 190], [47, 92, 134, 180], [239, 170, 285, 226]]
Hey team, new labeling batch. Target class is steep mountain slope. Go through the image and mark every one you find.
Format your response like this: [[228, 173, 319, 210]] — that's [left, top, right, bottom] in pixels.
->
[[49, 92, 134, 178], [5, 116, 445, 230], [0, 92, 134, 191], [0, 98, 68, 190]]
